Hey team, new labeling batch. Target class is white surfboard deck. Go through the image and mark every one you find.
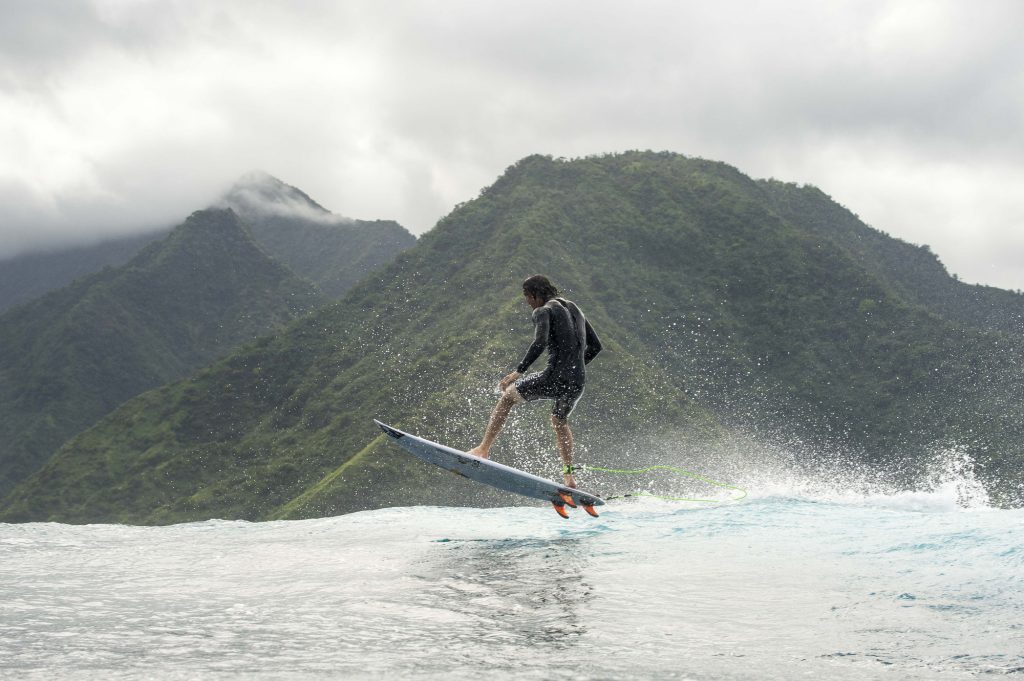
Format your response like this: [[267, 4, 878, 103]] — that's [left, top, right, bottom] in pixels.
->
[[374, 420, 604, 509]]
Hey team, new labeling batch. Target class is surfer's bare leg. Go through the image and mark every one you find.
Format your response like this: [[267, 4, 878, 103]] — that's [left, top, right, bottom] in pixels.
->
[[468, 387, 523, 459], [552, 415, 576, 488]]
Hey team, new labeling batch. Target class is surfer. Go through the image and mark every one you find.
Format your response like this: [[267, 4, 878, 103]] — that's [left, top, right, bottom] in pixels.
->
[[468, 275, 602, 488]]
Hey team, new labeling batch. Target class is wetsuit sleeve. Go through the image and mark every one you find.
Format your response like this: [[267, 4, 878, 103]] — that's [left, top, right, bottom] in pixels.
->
[[583, 318, 602, 364], [515, 307, 550, 373]]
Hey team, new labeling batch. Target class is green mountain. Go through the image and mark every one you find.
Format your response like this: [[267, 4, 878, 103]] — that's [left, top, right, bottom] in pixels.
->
[[761, 181, 1024, 336], [0, 172, 415, 313], [3, 152, 1022, 524], [219, 172, 416, 299], [0, 175, 413, 495], [0, 231, 169, 314], [0, 208, 322, 496]]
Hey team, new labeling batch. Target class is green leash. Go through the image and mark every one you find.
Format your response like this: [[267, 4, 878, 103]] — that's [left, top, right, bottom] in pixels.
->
[[563, 464, 747, 503]]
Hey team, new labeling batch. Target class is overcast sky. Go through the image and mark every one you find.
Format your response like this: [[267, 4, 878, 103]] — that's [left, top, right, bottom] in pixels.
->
[[2, 0, 1023, 289]]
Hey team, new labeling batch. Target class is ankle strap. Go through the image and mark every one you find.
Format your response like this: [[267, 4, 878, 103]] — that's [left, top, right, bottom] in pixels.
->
[[562, 464, 576, 475]]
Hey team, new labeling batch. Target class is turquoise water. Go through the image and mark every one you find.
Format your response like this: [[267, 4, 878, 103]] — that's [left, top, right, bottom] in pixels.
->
[[1, 489, 1021, 679]]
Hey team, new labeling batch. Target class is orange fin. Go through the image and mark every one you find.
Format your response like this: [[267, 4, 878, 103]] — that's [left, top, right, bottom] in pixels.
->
[[551, 502, 570, 519], [558, 492, 578, 508], [581, 504, 599, 518]]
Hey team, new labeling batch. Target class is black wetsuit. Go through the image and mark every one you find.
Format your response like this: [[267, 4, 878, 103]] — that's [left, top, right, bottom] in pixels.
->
[[514, 297, 602, 420]]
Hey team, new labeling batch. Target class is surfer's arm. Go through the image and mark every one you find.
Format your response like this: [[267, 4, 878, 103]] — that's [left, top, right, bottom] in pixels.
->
[[583, 319, 602, 364], [515, 307, 549, 373]]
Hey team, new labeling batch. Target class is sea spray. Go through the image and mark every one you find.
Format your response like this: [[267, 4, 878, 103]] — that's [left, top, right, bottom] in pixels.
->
[[3, 496, 1021, 680]]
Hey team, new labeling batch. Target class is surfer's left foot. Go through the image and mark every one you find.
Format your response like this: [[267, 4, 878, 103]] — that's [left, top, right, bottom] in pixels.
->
[[563, 474, 577, 489], [466, 446, 488, 459]]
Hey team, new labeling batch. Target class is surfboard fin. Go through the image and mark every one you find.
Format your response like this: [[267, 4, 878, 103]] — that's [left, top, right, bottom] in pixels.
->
[[551, 502, 570, 519], [558, 492, 578, 508], [581, 503, 599, 518]]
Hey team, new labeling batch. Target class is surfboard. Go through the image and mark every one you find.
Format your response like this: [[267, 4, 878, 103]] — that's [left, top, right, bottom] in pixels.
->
[[374, 420, 604, 518]]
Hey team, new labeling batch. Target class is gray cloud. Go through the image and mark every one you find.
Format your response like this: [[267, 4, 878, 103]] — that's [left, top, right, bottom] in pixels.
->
[[1, 0, 1022, 288]]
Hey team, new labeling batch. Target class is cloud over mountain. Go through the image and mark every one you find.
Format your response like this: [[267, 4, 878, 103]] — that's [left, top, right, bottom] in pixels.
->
[[2, 1, 1023, 287]]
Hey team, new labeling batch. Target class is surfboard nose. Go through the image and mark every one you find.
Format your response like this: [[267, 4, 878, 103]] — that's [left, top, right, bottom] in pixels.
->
[[374, 420, 405, 439]]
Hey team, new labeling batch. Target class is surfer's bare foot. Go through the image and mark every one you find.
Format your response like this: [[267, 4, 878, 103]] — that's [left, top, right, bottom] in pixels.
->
[[563, 474, 577, 489], [467, 446, 488, 459]]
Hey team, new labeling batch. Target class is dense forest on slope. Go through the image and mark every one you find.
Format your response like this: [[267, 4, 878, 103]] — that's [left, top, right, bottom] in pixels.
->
[[0, 176, 414, 497], [0, 209, 322, 496], [761, 181, 1024, 335], [2, 152, 1022, 523], [219, 172, 416, 299], [0, 231, 169, 314]]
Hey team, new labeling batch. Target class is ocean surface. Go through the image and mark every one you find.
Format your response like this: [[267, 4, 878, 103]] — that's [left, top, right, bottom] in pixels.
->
[[2, 477, 1022, 680]]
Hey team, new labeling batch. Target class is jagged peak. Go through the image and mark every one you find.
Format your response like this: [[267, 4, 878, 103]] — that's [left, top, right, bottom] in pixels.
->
[[217, 171, 352, 226]]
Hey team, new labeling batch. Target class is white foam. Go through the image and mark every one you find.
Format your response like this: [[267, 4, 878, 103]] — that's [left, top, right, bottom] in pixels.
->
[[632, 442, 996, 514]]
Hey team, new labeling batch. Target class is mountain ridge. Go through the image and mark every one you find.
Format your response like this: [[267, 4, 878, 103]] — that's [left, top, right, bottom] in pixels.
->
[[0, 208, 322, 496], [217, 172, 416, 299], [2, 151, 1021, 523], [0, 174, 415, 494], [0, 172, 416, 311]]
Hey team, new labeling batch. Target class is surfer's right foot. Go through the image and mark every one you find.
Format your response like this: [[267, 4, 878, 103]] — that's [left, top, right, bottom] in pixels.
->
[[467, 446, 488, 459]]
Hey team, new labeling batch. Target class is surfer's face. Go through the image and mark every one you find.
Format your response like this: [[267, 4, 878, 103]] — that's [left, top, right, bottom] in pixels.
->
[[524, 292, 544, 309]]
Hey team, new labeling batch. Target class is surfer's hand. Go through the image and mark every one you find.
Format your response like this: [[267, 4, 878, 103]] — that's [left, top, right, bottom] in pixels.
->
[[499, 372, 521, 391]]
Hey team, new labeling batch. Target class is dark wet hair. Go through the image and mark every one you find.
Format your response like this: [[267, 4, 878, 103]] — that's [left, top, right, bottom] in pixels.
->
[[522, 275, 559, 301]]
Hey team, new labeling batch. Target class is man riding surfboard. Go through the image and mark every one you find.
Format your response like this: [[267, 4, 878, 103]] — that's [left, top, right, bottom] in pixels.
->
[[468, 275, 602, 488]]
